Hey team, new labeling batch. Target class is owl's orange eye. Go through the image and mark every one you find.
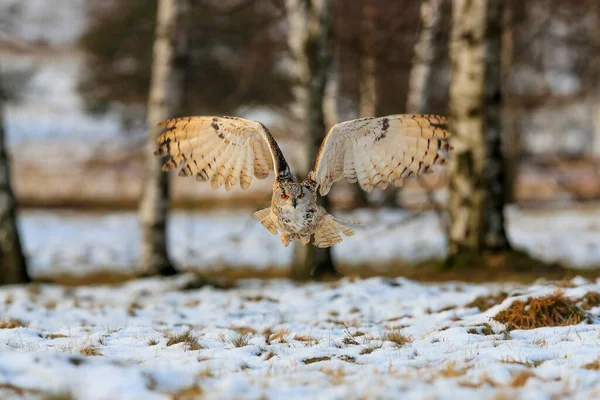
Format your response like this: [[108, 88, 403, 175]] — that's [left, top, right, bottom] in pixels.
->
[[281, 194, 289, 199], [298, 193, 305, 198]]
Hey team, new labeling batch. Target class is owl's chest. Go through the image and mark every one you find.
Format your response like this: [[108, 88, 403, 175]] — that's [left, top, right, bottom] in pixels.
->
[[274, 206, 319, 234]]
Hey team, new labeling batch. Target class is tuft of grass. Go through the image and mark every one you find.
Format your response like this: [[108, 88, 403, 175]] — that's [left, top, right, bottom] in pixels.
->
[[510, 370, 535, 387], [468, 323, 495, 335], [583, 360, 600, 370], [580, 292, 600, 310], [173, 385, 203, 400], [360, 347, 375, 355], [303, 356, 331, 364], [166, 329, 205, 350], [0, 319, 27, 329], [439, 362, 468, 378], [381, 329, 412, 347], [242, 295, 279, 303], [293, 334, 318, 345], [80, 342, 102, 356], [338, 355, 356, 363], [466, 292, 509, 311], [229, 326, 257, 335], [229, 333, 251, 348], [493, 292, 589, 330], [45, 333, 68, 340], [268, 329, 289, 344], [147, 337, 160, 346]]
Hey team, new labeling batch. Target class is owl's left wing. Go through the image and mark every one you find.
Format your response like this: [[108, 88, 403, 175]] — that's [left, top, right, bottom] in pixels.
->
[[309, 115, 451, 196], [155, 116, 292, 191]]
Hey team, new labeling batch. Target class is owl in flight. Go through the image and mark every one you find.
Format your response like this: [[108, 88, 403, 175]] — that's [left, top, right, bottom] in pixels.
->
[[155, 115, 451, 248]]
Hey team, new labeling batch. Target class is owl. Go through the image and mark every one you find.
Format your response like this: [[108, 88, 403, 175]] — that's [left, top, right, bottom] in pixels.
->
[[155, 114, 451, 248]]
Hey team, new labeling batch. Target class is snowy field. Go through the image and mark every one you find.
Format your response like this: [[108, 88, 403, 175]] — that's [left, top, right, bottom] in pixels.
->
[[19, 205, 600, 279], [1, 275, 600, 399]]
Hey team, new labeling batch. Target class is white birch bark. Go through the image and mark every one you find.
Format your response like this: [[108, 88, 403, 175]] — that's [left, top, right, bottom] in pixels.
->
[[139, 0, 188, 276], [447, 0, 510, 256]]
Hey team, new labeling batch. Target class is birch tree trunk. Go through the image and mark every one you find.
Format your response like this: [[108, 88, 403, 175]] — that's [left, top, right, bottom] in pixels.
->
[[287, 0, 337, 280], [446, 0, 510, 263], [139, 0, 188, 276], [0, 97, 29, 284], [406, 0, 444, 114]]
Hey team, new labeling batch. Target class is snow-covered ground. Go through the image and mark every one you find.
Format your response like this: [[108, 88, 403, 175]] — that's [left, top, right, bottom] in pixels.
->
[[19, 205, 600, 279], [1, 275, 600, 399]]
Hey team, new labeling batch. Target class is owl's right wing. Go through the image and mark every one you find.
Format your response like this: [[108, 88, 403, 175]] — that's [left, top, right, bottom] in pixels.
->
[[155, 116, 292, 190]]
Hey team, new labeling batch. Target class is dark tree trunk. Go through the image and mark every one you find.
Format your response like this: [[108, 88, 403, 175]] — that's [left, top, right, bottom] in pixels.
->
[[0, 99, 30, 285], [139, 0, 189, 276], [446, 0, 510, 263], [287, 0, 337, 280]]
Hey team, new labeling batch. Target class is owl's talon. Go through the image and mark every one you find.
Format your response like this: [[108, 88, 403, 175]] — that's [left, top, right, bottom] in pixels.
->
[[281, 233, 292, 247]]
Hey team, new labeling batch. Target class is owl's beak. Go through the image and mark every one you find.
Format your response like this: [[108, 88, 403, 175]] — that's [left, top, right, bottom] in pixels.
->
[[291, 198, 297, 208]]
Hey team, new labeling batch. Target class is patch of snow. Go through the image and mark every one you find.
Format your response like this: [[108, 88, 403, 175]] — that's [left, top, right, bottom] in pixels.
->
[[17, 206, 600, 279], [0, 276, 599, 399]]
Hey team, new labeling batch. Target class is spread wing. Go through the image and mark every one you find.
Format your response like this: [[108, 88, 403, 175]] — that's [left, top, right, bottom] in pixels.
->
[[155, 116, 292, 190], [310, 114, 451, 195]]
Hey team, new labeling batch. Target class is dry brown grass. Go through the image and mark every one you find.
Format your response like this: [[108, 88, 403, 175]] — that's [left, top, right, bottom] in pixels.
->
[[267, 329, 289, 344], [382, 329, 412, 346], [303, 356, 331, 364], [493, 292, 589, 330], [172, 385, 203, 400], [0, 319, 27, 329], [510, 370, 536, 387], [466, 293, 509, 312], [579, 291, 600, 310], [583, 360, 600, 370], [166, 330, 205, 350], [147, 338, 160, 346], [228, 333, 251, 348], [293, 334, 318, 345], [44, 333, 68, 340], [80, 342, 102, 356], [439, 362, 468, 378], [468, 323, 495, 335]]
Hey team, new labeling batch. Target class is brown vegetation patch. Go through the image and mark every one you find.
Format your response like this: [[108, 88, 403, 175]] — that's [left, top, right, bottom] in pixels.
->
[[0, 319, 27, 329], [467, 323, 495, 335], [230, 326, 257, 335], [583, 360, 600, 370], [493, 292, 590, 330], [338, 355, 356, 363], [80, 343, 102, 356], [510, 370, 536, 387], [579, 292, 600, 310], [360, 347, 375, 355], [382, 329, 412, 346], [466, 293, 509, 311], [229, 333, 251, 348], [166, 330, 205, 350], [44, 333, 68, 340], [242, 295, 279, 303], [439, 362, 468, 378], [303, 356, 331, 364], [293, 334, 318, 345], [172, 385, 203, 400]]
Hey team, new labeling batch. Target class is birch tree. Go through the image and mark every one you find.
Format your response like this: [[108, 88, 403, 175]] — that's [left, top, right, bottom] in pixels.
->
[[446, 0, 511, 264], [139, 0, 188, 276], [0, 90, 29, 284], [406, 0, 444, 115], [287, 0, 337, 279]]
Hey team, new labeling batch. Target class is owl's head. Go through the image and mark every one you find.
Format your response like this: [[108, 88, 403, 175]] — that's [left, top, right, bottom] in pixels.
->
[[273, 181, 313, 209]]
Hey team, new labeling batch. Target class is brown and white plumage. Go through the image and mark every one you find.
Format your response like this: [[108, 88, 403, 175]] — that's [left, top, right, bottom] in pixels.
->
[[155, 116, 292, 190], [155, 114, 451, 247], [309, 115, 451, 196]]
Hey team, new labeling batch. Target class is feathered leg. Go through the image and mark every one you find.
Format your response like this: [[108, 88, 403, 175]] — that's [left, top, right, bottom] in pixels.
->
[[313, 214, 358, 248], [253, 207, 278, 235]]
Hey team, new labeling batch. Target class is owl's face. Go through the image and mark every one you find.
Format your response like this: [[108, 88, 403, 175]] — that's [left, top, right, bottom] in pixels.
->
[[273, 182, 313, 210]]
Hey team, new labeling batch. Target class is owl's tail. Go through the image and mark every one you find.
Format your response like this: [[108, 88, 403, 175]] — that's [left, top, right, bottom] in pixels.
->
[[313, 214, 358, 248]]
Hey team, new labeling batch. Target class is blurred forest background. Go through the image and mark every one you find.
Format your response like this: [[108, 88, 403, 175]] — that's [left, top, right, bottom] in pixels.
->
[[1, 0, 600, 283]]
